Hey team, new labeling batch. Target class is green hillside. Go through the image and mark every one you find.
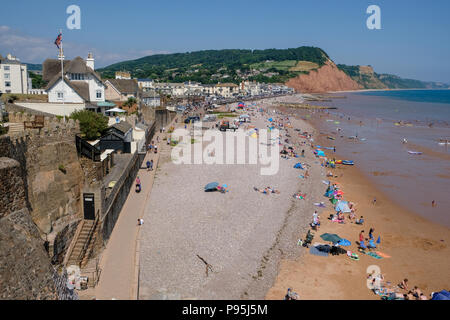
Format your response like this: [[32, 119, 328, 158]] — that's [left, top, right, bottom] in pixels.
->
[[98, 47, 329, 84]]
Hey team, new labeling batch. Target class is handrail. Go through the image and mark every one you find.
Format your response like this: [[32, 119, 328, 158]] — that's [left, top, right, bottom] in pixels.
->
[[77, 215, 99, 264], [63, 219, 85, 266]]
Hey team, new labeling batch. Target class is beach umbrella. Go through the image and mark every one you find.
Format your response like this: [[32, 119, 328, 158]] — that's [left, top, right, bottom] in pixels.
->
[[320, 233, 342, 244], [204, 182, 219, 191], [317, 150, 325, 157]]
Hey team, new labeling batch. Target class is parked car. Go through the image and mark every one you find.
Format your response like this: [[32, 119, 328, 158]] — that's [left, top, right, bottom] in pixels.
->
[[202, 114, 217, 122], [219, 120, 238, 132], [184, 116, 200, 124]]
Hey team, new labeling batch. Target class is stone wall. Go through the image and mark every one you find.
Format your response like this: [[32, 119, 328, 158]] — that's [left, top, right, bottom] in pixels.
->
[[0, 208, 58, 300], [0, 115, 84, 264], [0, 157, 26, 218], [0, 156, 58, 300]]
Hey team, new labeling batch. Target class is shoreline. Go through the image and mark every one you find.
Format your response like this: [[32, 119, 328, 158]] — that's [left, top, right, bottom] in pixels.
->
[[326, 88, 450, 94], [265, 106, 450, 300]]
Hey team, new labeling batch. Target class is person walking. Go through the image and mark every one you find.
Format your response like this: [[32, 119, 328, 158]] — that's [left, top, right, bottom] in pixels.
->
[[359, 230, 365, 243], [146, 160, 151, 171], [154, 145, 158, 154], [369, 228, 375, 240], [149, 159, 153, 171]]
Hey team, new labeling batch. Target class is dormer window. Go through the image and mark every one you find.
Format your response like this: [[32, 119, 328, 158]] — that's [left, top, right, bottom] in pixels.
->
[[70, 73, 85, 80]]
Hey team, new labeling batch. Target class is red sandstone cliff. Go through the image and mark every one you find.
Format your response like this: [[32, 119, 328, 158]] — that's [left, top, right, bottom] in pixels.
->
[[285, 61, 362, 93]]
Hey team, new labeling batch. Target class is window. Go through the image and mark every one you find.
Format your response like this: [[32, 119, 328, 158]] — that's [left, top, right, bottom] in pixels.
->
[[4, 73, 10, 79], [5, 81, 11, 87], [57, 92, 64, 99], [96, 90, 102, 99], [71, 73, 85, 80], [4, 66, 10, 71]]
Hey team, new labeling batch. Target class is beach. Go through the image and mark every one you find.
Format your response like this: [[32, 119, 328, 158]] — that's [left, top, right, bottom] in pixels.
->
[[138, 96, 326, 299], [136, 93, 450, 300], [266, 97, 450, 300]]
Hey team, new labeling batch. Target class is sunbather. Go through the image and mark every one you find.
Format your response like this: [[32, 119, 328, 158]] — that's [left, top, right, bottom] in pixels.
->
[[398, 278, 409, 290], [254, 186, 279, 194]]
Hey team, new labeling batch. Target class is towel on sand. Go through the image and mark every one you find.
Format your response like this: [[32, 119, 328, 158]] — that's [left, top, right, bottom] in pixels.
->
[[376, 251, 391, 258], [310, 246, 329, 257]]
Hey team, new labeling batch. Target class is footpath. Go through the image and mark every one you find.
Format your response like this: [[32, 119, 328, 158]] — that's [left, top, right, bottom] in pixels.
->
[[79, 117, 178, 300]]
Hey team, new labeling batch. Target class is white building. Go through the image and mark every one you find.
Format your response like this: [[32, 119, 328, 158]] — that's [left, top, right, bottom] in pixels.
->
[[43, 53, 106, 104], [141, 90, 161, 107], [137, 78, 154, 90], [214, 83, 239, 98], [115, 71, 131, 79], [0, 54, 28, 94]]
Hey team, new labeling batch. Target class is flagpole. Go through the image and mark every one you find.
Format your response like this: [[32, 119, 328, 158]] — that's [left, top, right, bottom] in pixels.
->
[[59, 29, 65, 105]]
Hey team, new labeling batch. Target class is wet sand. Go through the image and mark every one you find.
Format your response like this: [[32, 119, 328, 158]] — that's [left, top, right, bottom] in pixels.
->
[[266, 111, 450, 300]]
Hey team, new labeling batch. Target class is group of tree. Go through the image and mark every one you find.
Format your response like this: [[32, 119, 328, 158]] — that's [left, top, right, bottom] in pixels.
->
[[98, 46, 330, 83], [70, 110, 108, 140]]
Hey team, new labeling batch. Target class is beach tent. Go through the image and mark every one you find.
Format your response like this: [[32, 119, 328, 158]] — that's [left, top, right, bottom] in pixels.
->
[[337, 239, 351, 247], [293, 163, 304, 169], [320, 233, 342, 244], [317, 150, 325, 157], [204, 182, 219, 192], [335, 200, 351, 213], [431, 290, 450, 300]]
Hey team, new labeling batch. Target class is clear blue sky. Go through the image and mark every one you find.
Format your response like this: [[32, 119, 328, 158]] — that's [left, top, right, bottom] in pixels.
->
[[1, 0, 449, 83]]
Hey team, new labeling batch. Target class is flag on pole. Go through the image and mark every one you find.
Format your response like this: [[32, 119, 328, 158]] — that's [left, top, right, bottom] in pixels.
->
[[54, 33, 62, 49]]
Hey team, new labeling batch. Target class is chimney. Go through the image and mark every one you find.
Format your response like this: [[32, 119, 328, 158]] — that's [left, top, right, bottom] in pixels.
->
[[86, 52, 95, 70]]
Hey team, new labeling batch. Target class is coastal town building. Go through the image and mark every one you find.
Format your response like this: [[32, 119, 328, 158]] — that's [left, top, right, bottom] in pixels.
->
[[137, 78, 154, 90], [141, 90, 161, 107], [115, 71, 131, 80], [105, 79, 139, 102], [0, 54, 29, 94], [43, 53, 106, 105], [214, 83, 239, 98]]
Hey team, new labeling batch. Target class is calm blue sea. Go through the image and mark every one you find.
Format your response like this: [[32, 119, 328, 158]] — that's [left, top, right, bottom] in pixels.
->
[[316, 89, 450, 227], [358, 89, 450, 105]]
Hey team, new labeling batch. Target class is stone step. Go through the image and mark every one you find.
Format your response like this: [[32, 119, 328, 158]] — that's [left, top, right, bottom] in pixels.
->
[[5, 123, 24, 134]]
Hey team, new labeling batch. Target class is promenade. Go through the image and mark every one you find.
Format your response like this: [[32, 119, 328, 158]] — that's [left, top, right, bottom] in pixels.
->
[[79, 117, 176, 300]]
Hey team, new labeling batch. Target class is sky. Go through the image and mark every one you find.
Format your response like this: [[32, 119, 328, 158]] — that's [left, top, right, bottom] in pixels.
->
[[1, 0, 449, 83]]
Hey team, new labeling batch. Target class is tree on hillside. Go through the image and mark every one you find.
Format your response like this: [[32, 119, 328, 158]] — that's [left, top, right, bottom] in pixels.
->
[[70, 110, 108, 140], [28, 72, 48, 89]]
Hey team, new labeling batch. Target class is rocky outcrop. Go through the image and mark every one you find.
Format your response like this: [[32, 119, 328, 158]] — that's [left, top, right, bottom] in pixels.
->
[[285, 61, 361, 93]]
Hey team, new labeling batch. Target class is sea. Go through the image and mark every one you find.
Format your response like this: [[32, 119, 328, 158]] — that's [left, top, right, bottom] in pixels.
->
[[314, 89, 450, 227]]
